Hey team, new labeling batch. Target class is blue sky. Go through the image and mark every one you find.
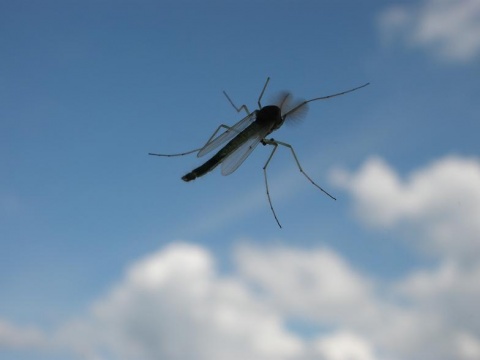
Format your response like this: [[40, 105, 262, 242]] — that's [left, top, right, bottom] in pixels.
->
[[1, 1, 480, 359]]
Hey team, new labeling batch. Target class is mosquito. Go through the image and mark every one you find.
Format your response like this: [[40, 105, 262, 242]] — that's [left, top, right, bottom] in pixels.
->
[[149, 78, 369, 228]]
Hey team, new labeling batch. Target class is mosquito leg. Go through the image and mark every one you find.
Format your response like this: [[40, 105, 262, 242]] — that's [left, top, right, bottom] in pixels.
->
[[149, 148, 201, 157], [265, 139, 336, 200], [257, 77, 270, 109], [149, 124, 237, 157], [201, 123, 240, 146], [223, 77, 270, 114], [263, 142, 282, 228], [223, 91, 251, 116]]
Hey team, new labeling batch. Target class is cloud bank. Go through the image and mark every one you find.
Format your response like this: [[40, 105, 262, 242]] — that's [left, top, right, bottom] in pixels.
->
[[2, 155, 479, 360], [331, 155, 480, 261]]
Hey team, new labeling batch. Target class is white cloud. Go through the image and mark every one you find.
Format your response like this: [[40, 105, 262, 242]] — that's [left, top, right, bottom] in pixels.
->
[[3, 155, 480, 359], [235, 244, 376, 325], [331, 155, 480, 261], [395, 261, 480, 339], [54, 242, 304, 360], [1, 239, 480, 360], [456, 332, 480, 360], [328, 155, 480, 359], [379, 0, 480, 62], [234, 243, 478, 360], [313, 331, 377, 360]]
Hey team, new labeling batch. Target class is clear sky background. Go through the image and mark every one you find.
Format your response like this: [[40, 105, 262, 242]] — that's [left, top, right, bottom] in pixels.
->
[[1, 1, 480, 359]]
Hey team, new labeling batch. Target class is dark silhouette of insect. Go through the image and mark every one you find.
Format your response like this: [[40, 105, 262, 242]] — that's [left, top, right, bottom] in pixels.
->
[[150, 77, 369, 227]]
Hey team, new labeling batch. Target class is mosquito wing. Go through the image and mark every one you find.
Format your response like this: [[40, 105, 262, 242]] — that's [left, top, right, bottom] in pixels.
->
[[197, 111, 257, 158], [221, 126, 270, 176]]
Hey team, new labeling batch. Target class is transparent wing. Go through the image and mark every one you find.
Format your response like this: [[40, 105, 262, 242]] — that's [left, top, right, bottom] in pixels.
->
[[270, 91, 309, 124], [197, 111, 257, 158], [221, 126, 270, 176]]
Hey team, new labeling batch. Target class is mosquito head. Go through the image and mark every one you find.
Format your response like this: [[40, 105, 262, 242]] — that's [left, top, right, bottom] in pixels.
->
[[270, 91, 309, 124], [256, 105, 283, 130]]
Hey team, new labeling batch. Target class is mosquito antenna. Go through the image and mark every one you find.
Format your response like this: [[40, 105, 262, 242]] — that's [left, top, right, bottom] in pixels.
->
[[257, 77, 270, 108], [283, 82, 370, 119]]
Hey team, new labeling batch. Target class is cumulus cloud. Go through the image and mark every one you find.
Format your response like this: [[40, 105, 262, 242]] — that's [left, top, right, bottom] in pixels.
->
[[395, 261, 480, 341], [312, 331, 377, 360], [379, 0, 480, 62], [1, 238, 480, 360], [2, 155, 480, 360], [235, 242, 479, 360], [235, 245, 376, 325], [331, 155, 480, 261], [55, 243, 304, 360], [3, 243, 382, 360], [329, 155, 480, 359]]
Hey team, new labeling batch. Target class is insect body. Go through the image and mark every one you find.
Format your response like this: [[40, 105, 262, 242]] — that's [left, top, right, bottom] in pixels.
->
[[150, 78, 369, 227], [182, 105, 283, 181]]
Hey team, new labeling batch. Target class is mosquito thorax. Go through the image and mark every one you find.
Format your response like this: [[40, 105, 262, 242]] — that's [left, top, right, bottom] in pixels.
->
[[257, 105, 283, 129]]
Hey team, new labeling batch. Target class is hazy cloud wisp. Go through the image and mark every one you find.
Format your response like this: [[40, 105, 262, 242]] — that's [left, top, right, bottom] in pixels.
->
[[379, 0, 480, 62]]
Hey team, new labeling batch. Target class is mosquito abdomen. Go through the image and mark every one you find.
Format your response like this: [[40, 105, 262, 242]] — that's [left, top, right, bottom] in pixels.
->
[[181, 152, 225, 182], [181, 125, 260, 181], [181, 172, 196, 182]]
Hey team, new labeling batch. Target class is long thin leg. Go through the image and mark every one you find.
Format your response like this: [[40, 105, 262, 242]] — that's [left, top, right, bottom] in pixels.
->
[[149, 148, 201, 157], [223, 91, 251, 116], [263, 138, 336, 200], [223, 77, 270, 115], [149, 124, 236, 157], [200, 123, 239, 150], [257, 77, 270, 109], [263, 142, 282, 228]]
